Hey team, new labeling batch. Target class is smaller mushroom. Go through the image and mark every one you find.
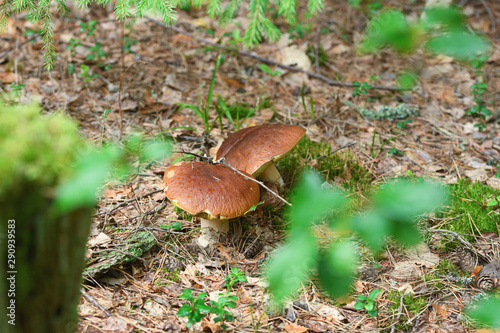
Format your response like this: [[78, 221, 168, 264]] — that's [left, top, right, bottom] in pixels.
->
[[215, 124, 306, 186], [163, 161, 260, 248]]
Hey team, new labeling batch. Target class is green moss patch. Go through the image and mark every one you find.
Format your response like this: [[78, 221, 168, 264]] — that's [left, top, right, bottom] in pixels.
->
[[277, 137, 372, 193], [441, 178, 500, 239], [84, 231, 157, 277]]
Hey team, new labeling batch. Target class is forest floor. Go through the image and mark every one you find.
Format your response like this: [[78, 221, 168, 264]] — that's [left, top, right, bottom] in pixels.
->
[[3, 0, 500, 332]]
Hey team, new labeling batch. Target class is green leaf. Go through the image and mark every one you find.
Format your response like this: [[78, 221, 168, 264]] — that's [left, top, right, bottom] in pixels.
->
[[259, 63, 271, 74], [266, 232, 317, 303], [373, 181, 448, 224], [367, 309, 378, 317], [426, 31, 490, 61], [197, 304, 213, 313], [487, 200, 498, 207], [352, 211, 390, 252], [397, 72, 418, 90], [467, 297, 500, 328], [179, 289, 194, 300], [55, 145, 122, 212], [354, 300, 366, 310], [171, 221, 183, 230], [420, 5, 465, 31], [289, 171, 346, 233], [368, 288, 381, 300], [318, 241, 357, 298], [177, 304, 192, 317], [142, 139, 171, 161], [359, 10, 415, 53], [365, 302, 374, 311]]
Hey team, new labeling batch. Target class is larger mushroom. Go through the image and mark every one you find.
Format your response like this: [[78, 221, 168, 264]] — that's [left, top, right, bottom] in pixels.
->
[[163, 161, 260, 248], [215, 124, 306, 186]]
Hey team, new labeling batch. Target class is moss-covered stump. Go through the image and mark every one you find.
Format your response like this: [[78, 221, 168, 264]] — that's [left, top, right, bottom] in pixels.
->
[[0, 103, 93, 333]]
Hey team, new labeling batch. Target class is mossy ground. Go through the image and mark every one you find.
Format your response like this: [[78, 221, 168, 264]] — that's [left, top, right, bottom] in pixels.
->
[[439, 178, 500, 241], [277, 137, 373, 193], [387, 290, 428, 330]]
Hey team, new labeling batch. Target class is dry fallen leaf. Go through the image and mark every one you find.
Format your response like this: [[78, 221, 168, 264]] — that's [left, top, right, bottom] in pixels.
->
[[471, 265, 484, 278], [102, 317, 133, 333], [432, 303, 450, 320], [284, 322, 308, 333]]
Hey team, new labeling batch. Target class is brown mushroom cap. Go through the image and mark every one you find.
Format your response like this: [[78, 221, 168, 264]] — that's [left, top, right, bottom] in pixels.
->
[[163, 161, 260, 220], [215, 124, 306, 177]]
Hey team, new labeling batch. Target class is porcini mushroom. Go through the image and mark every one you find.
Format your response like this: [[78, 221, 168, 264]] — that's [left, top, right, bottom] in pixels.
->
[[215, 124, 306, 186], [163, 161, 260, 248]]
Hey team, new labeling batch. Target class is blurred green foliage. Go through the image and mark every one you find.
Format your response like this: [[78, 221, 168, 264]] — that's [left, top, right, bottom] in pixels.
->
[[468, 297, 500, 328], [0, 102, 86, 197], [266, 171, 448, 303], [359, 6, 490, 60]]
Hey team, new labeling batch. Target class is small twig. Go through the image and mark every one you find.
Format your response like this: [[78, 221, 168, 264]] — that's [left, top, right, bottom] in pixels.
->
[[145, 17, 401, 92], [96, 189, 164, 217], [175, 150, 212, 162], [390, 293, 405, 333], [331, 141, 357, 154], [214, 157, 292, 206], [428, 228, 490, 263], [81, 288, 112, 317]]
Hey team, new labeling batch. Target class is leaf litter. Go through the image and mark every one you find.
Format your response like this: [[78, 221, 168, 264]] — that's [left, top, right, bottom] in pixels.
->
[[4, 0, 500, 331]]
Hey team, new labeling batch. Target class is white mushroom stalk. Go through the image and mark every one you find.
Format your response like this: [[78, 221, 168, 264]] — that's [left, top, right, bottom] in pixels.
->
[[257, 163, 284, 187], [198, 218, 229, 248]]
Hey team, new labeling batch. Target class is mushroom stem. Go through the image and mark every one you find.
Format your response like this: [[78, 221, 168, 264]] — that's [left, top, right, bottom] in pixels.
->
[[197, 218, 229, 248], [258, 164, 284, 187]]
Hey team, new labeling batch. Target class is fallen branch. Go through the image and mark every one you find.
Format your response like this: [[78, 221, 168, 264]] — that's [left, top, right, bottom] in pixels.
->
[[95, 189, 164, 217], [145, 17, 401, 92]]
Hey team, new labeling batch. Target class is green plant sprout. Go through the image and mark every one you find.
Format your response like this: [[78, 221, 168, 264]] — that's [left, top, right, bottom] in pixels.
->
[[396, 119, 412, 129], [209, 294, 238, 330], [79, 64, 99, 83], [371, 130, 396, 159], [387, 147, 404, 157], [224, 29, 245, 50], [177, 268, 246, 330], [486, 195, 500, 207], [99, 109, 111, 144], [214, 96, 257, 131], [224, 267, 247, 291], [259, 64, 280, 77], [9, 82, 25, 99], [466, 56, 491, 131], [80, 20, 98, 36], [352, 81, 373, 97], [306, 44, 329, 67], [122, 19, 138, 53], [301, 84, 315, 119], [160, 221, 183, 230], [287, 22, 312, 40], [66, 37, 82, 55], [355, 288, 381, 317], [177, 289, 212, 329], [87, 42, 110, 69], [178, 53, 223, 133]]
